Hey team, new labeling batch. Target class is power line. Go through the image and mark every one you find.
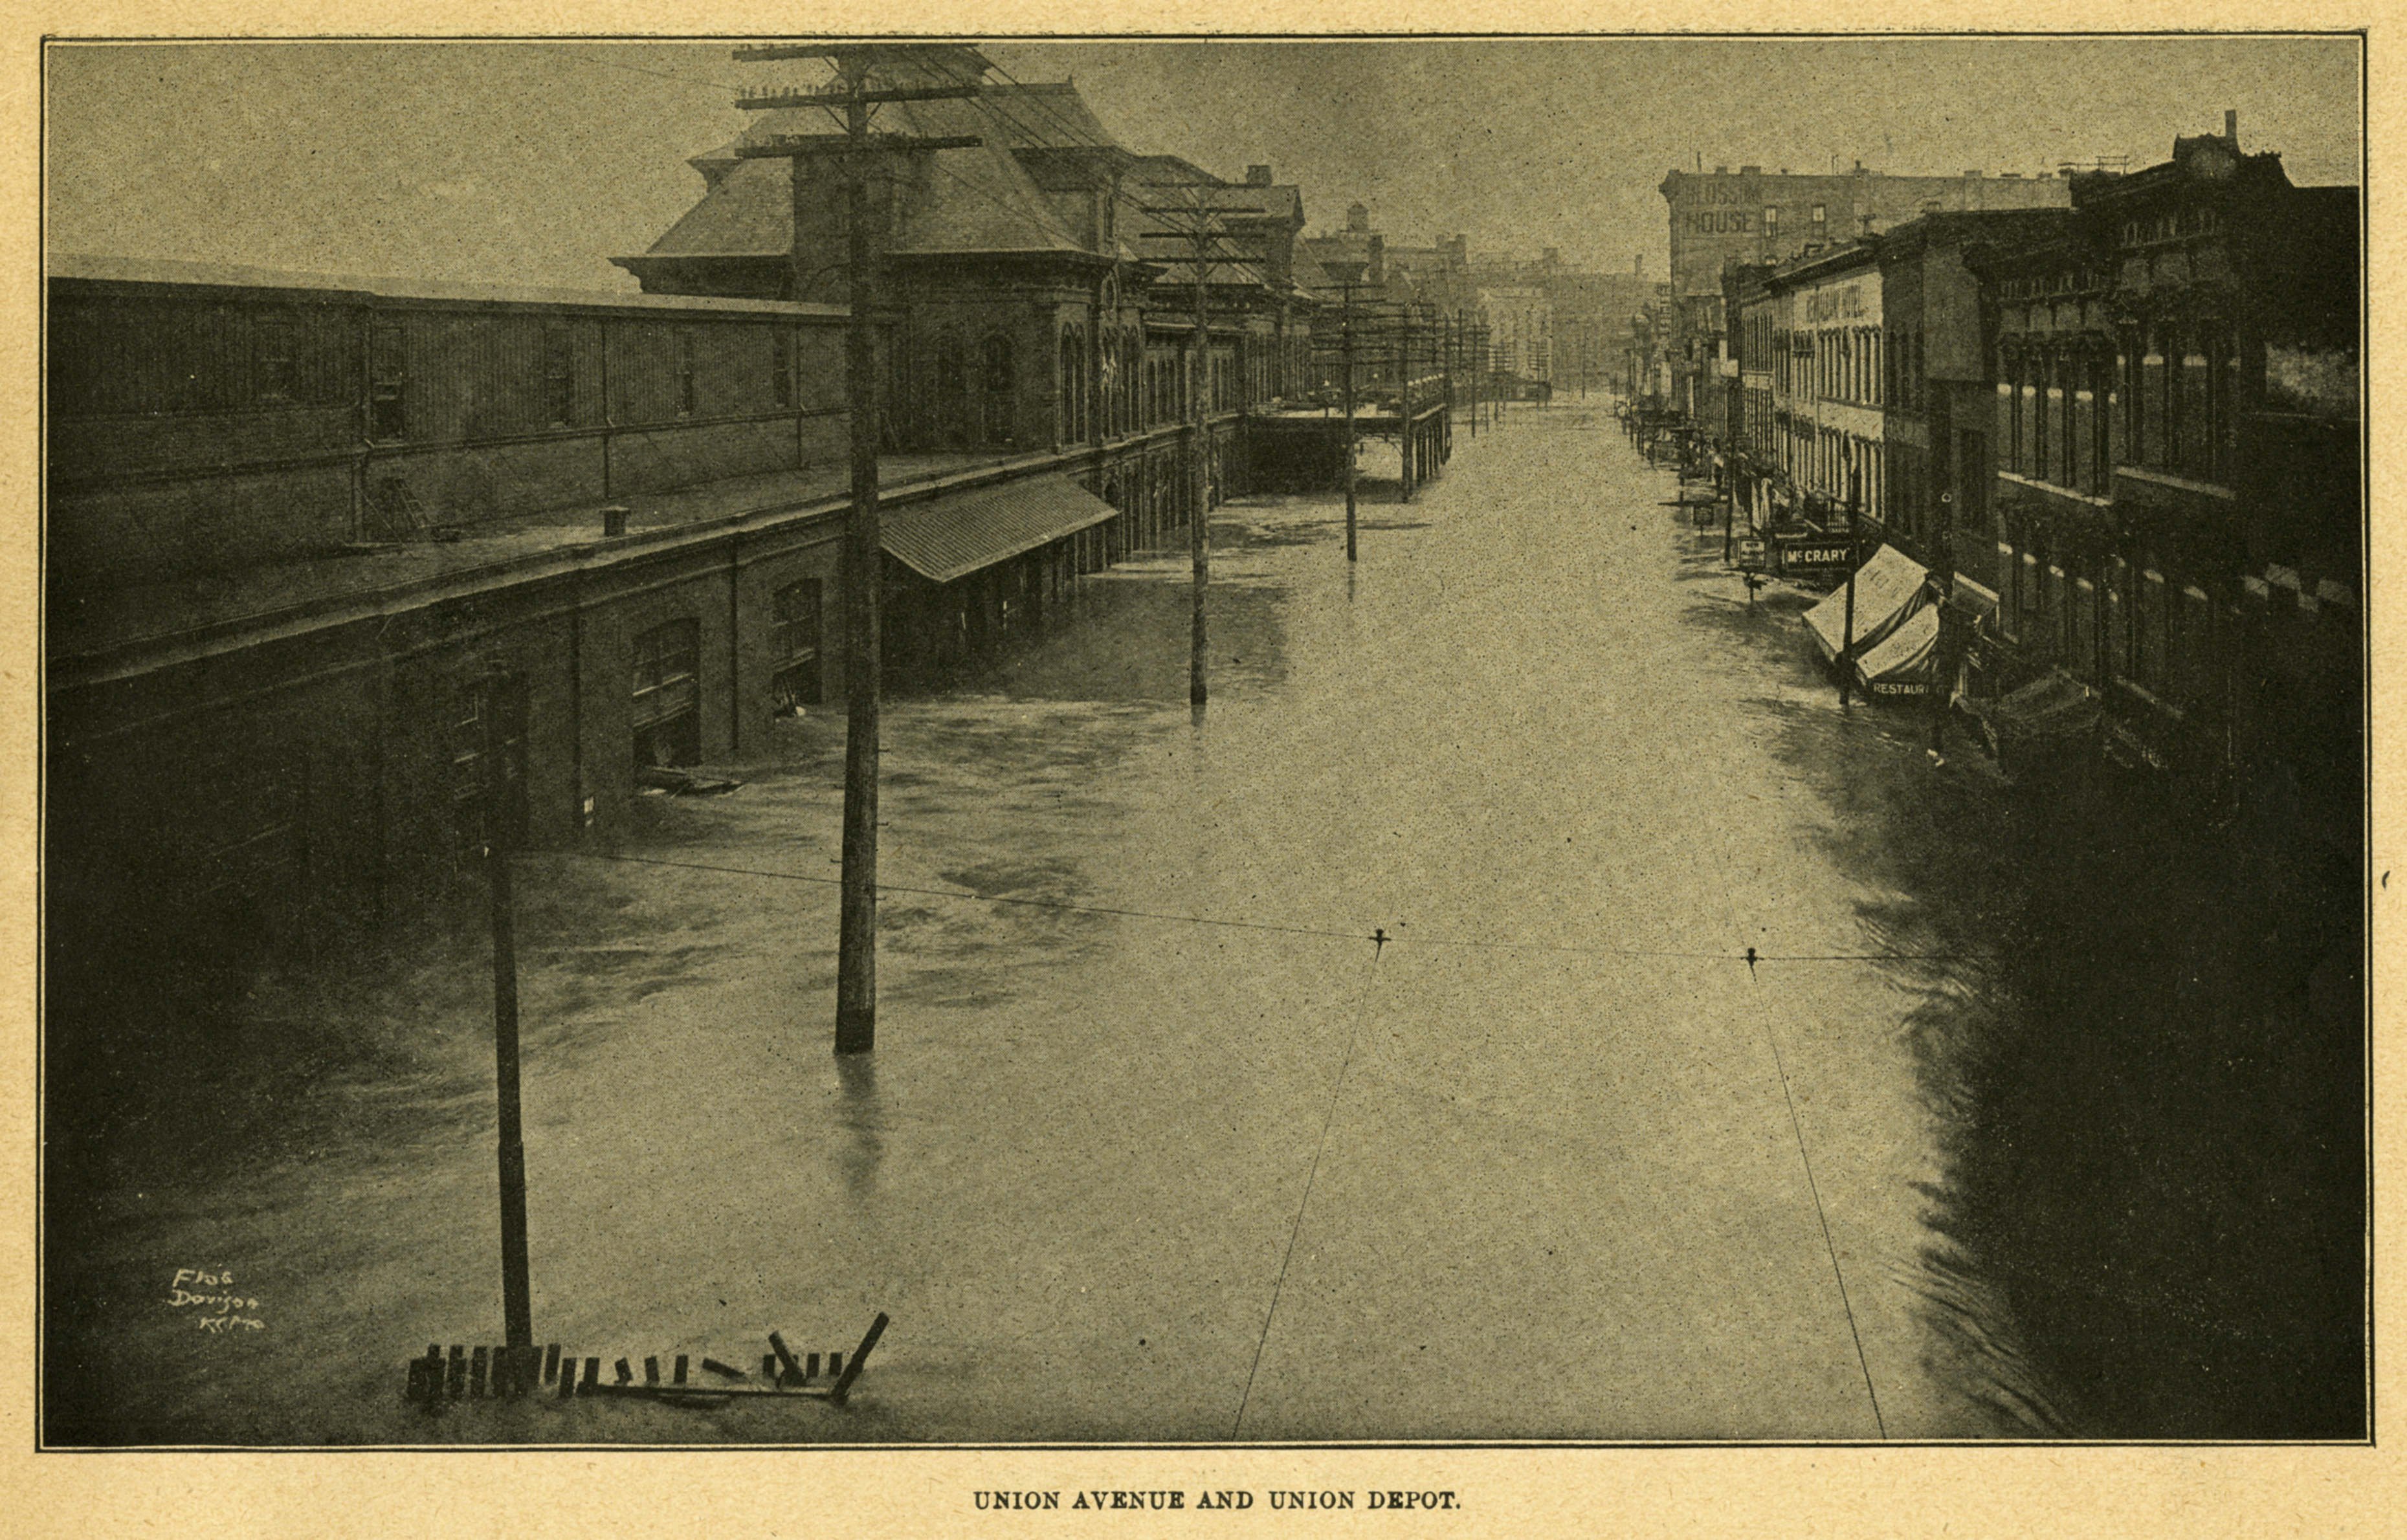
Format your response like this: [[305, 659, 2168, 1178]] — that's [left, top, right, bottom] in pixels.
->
[[557, 851, 1991, 967]]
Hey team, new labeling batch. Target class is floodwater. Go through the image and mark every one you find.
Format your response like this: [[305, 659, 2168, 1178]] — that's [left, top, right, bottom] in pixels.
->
[[44, 403, 2360, 1446]]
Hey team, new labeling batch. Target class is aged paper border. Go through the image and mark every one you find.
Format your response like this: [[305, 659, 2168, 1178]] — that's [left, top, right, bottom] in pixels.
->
[[5, 6, 2393, 1537]]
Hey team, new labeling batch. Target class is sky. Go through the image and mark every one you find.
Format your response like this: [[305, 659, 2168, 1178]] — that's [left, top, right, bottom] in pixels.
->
[[44, 36, 2363, 294]]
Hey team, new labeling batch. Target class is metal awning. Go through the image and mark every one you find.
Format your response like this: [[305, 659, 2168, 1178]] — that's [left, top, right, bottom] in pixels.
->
[[880, 474, 1121, 585]]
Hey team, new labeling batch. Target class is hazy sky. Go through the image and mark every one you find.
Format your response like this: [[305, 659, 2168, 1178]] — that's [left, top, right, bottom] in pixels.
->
[[45, 36, 2362, 293]]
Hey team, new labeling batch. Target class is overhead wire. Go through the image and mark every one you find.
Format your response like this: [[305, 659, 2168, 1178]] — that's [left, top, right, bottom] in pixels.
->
[[557, 850, 1990, 968]]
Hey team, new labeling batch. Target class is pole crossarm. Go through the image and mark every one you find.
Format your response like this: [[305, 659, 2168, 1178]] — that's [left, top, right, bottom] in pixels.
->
[[736, 134, 984, 157]]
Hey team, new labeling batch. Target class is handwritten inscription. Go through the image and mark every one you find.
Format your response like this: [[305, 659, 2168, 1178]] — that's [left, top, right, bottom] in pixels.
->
[[166, 1268, 265, 1333]]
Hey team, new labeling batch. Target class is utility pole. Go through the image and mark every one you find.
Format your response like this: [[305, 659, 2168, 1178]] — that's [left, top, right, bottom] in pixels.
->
[[1137, 191, 1265, 709], [1838, 469, 1861, 709], [1399, 311, 1414, 503], [480, 678, 532, 1359], [735, 44, 983, 1053], [1343, 281, 1359, 560]]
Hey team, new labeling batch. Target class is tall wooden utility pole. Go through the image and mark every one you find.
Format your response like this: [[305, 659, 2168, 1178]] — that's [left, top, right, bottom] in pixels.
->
[[1137, 192, 1264, 709], [1399, 310, 1415, 503], [1838, 469, 1862, 709], [1342, 281, 1359, 560], [734, 45, 982, 1053], [480, 678, 532, 1358]]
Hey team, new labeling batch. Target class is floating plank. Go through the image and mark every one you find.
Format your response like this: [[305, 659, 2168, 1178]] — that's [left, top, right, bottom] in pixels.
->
[[645, 1356, 660, 1385], [701, 1358, 748, 1381], [447, 1346, 468, 1401], [557, 1354, 578, 1400], [674, 1355, 689, 1385], [805, 1352, 821, 1380], [544, 1344, 562, 1385], [580, 1357, 601, 1396], [614, 1358, 633, 1386]]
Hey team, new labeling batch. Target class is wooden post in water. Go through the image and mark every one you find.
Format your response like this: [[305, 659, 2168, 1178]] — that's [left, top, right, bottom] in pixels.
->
[[481, 680, 533, 1353]]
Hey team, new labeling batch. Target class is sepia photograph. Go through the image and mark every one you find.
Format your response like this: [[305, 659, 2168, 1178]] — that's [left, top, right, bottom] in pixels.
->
[[36, 29, 2368, 1462]]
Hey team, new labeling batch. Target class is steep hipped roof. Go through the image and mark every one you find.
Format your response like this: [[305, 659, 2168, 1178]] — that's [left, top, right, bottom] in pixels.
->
[[624, 89, 1098, 272]]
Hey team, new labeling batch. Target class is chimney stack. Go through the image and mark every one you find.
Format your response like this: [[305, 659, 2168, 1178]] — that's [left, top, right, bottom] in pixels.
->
[[2225, 109, 2239, 145], [1246, 164, 1272, 185]]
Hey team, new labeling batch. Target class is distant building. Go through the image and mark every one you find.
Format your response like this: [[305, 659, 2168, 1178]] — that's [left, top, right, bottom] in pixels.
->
[[1660, 162, 2072, 425]]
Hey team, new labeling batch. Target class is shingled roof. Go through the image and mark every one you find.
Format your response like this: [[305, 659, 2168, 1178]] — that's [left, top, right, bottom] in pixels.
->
[[624, 90, 1100, 272]]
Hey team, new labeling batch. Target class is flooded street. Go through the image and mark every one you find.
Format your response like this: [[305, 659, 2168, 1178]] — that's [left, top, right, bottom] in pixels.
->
[[45, 404, 2353, 1445]]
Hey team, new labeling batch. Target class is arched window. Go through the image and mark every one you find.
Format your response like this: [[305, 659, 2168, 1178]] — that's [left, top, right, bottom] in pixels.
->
[[1059, 325, 1086, 443], [933, 333, 967, 449], [981, 333, 1015, 446]]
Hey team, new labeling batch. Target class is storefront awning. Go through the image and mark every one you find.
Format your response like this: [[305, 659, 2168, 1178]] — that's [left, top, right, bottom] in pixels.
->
[[1852, 604, 1940, 697], [1804, 544, 1930, 663], [880, 474, 1120, 584]]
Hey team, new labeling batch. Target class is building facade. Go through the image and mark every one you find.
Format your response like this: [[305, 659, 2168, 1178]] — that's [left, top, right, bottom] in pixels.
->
[[1969, 127, 2358, 816], [1660, 163, 2072, 428]]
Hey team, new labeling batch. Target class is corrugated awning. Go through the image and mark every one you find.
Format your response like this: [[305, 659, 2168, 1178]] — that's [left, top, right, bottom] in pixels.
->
[[880, 474, 1120, 585]]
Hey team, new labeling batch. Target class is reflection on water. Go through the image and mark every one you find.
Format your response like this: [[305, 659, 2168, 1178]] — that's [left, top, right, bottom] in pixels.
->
[[43, 411, 2362, 1444]]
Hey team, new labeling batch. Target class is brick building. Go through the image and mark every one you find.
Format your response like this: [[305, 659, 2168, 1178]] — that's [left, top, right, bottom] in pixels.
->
[[1660, 162, 2071, 427], [1967, 124, 2358, 815]]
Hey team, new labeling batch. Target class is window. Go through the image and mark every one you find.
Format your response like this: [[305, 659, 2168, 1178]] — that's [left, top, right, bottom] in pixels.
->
[[772, 328, 793, 410], [1812, 204, 1826, 226], [933, 333, 967, 446], [632, 619, 702, 767], [451, 673, 527, 862], [544, 324, 575, 426], [981, 333, 1015, 445], [2032, 351, 2051, 485], [677, 330, 698, 417], [770, 580, 821, 712], [256, 316, 298, 403], [368, 322, 406, 439]]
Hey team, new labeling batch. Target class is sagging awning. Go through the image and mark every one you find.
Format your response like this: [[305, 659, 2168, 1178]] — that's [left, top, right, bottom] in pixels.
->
[[1852, 603, 1939, 697], [1804, 544, 1929, 664], [880, 474, 1120, 584]]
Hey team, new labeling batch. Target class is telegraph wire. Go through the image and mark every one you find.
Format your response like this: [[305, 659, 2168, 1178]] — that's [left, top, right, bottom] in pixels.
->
[[559, 851, 1991, 967], [1232, 936, 1382, 1439]]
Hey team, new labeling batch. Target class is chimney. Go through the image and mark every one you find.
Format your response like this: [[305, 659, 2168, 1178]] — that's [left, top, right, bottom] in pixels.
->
[[2225, 109, 2239, 146], [1964, 168, 1982, 178], [1714, 164, 1729, 175], [1740, 165, 1761, 175], [1246, 164, 1272, 185], [1346, 201, 1370, 232]]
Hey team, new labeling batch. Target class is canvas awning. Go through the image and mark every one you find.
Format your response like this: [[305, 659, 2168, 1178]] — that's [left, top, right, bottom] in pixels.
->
[[1803, 544, 1930, 663], [880, 474, 1121, 584], [1852, 604, 1940, 697]]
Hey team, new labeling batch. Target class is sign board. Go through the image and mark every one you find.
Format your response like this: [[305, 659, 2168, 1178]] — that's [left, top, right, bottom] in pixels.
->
[[1777, 536, 1854, 571], [1735, 537, 1769, 571]]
